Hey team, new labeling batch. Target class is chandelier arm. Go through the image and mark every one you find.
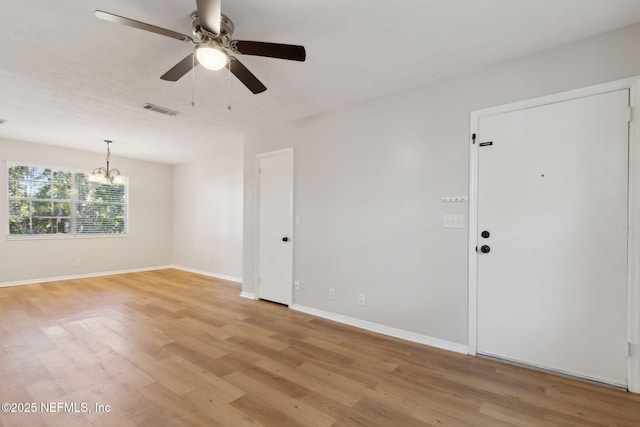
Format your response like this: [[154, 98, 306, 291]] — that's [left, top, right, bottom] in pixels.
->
[[90, 140, 123, 185]]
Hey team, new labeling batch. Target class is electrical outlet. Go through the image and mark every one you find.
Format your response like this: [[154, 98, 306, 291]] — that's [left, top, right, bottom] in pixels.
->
[[358, 294, 366, 306], [294, 281, 300, 290], [74, 259, 81, 267], [329, 288, 336, 300]]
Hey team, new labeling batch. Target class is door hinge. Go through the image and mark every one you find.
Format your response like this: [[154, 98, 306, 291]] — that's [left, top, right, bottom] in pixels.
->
[[258, 167, 262, 174], [257, 277, 261, 284], [626, 341, 633, 357], [626, 107, 633, 123]]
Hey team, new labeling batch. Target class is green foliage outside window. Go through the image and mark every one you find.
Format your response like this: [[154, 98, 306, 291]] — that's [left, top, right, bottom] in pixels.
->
[[8, 164, 128, 236]]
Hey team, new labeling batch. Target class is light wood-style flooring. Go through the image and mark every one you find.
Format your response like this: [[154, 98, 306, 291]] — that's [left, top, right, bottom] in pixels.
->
[[0, 269, 639, 426]]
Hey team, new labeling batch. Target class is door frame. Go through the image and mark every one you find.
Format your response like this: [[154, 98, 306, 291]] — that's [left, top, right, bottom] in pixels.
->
[[468, 77, 640, 393], [255, 148, 294, 305]]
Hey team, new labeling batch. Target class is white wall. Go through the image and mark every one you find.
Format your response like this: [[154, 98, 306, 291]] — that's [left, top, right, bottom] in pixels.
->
[[0, 137, 173, 284], [243, 23, 640, 346], [172, 149, 243, 281]]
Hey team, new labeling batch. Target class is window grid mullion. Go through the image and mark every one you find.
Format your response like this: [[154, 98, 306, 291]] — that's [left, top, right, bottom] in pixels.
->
[[8, 164, 127, 237]]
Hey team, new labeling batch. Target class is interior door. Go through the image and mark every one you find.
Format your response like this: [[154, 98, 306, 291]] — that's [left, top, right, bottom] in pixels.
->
[[257, 150, 293, 305], [476, 90, 629, 386]]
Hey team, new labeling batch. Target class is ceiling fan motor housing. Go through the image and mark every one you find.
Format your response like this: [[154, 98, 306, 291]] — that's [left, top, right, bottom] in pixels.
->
[[191, 11, 234, 46]]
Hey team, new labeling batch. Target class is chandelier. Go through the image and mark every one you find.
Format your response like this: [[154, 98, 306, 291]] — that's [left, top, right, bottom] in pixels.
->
[[88, 140, 126, 185]]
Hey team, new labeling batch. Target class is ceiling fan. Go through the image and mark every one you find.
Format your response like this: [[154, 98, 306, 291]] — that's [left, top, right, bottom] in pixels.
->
[[95, 0, 306, 94]]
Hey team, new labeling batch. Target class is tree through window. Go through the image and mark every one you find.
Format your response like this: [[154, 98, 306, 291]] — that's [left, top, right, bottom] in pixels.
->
[[8, 163, 128, 236]]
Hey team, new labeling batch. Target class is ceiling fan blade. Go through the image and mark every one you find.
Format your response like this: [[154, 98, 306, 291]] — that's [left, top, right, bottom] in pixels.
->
[[161, 54, 197, 81], [196, 0, 221, 35], [95, 10, 193, 42], [228, 57, 266, 94], [231, 41, 306, 62]]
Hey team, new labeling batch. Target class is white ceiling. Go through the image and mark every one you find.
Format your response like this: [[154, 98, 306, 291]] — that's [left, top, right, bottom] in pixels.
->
[[2, 0, 640, 164]]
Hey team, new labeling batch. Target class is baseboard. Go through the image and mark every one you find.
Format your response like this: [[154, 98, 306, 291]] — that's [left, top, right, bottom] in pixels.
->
[[240, 292, 256, 300], [170, 265, 242, 284], [0, 265, 174, 288], [290, 304, 468, 355]]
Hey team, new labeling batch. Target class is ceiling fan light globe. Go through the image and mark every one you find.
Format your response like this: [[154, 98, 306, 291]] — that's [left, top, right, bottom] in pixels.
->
[[196, 45, 228, 70]]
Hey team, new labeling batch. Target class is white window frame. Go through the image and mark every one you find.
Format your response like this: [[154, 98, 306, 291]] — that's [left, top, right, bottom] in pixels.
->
[[6, 161, 129, 240]]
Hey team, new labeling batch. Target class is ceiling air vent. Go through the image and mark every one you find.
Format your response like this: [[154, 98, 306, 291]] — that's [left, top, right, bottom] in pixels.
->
[[142, 103, 179, 117]]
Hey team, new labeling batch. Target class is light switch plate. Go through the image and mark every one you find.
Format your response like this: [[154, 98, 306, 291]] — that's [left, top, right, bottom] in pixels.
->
[[444, 214, 464, 229], [441, 196, 468, 203]]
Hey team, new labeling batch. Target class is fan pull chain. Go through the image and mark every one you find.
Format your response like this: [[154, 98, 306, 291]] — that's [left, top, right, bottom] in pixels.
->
[[191, 53, 196, 107], [227, 59, 232, 111]]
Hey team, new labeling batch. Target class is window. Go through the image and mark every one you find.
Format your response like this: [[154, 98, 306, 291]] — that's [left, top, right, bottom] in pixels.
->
[[8, 163, 128, 237]]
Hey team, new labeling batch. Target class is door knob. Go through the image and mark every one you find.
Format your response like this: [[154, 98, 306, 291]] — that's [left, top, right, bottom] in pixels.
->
[[481, 230, 490, 238], [282, 237, 289, 242], [480, 245, 491, 253]]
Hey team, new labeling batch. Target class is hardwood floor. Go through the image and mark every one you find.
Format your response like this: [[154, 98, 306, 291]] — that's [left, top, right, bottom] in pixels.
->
[[0, 269, 639, 426]]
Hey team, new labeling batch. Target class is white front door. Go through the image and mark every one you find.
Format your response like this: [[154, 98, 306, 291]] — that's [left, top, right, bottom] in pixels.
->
[[476, 90, 629, 386], [257, 149, 293, 305]]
